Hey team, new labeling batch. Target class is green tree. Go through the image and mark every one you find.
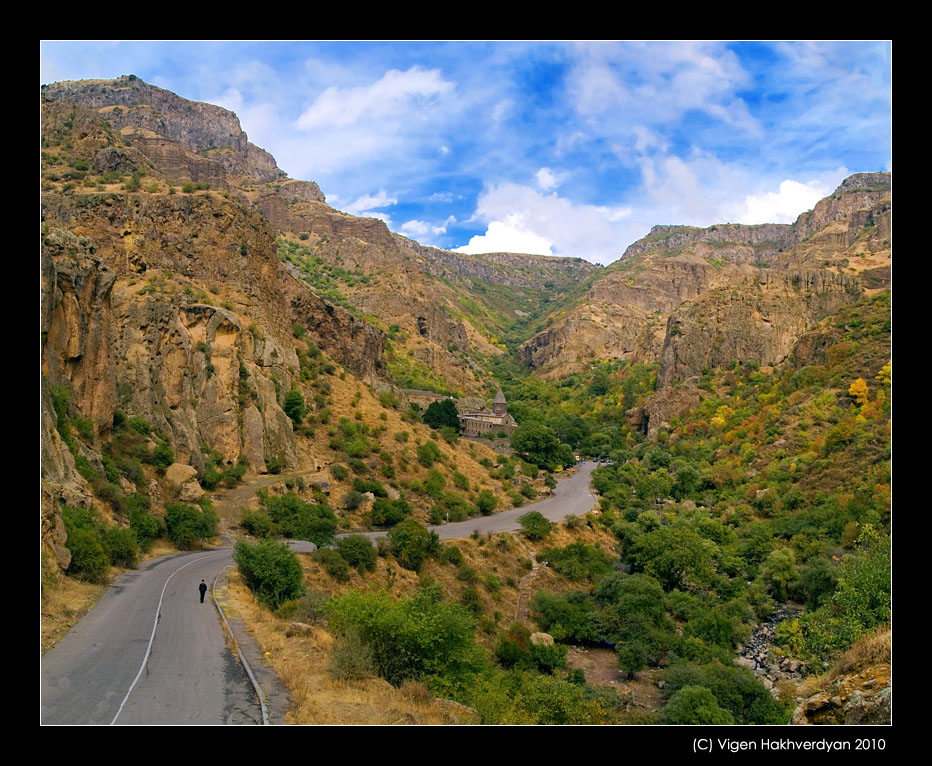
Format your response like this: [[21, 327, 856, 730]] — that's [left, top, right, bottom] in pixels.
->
[[518, 511, 552, 541], [422, 399, 460, 430], [663, 686, 735, 725], [165, 502, 219, 550], [388, 519, 439, 571], [283, 389, 306, 426], [326, 588, 483, 689], [234, 539, 305, 609], [336, 535, 377, 572], [417, 440, 442, 468], [476, 489, 498, 515], [511, 423, 567, 471]]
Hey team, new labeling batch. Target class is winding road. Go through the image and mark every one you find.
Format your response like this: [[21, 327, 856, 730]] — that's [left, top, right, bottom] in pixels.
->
[[40, 461, 598, 725]]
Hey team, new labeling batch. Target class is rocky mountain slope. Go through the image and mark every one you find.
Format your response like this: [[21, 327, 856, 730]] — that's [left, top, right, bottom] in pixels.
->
[[519, 173, 891, 383], [41, 77, 579, 569]]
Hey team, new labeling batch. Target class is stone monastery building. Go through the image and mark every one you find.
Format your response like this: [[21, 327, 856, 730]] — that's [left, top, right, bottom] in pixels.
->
[[459, 388, 518, 438]]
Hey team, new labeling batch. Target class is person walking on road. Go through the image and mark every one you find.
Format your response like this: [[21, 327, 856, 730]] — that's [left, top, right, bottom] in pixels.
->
[[199, 579, 208, 603]]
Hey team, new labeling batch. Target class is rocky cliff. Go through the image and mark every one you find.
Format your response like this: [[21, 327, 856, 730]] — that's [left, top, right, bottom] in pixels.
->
[[42, 75, 285, 183], [519, 173, 890, 381]]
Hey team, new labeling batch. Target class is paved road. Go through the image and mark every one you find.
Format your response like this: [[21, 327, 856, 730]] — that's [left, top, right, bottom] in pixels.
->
[[40, 461, 598, 725]]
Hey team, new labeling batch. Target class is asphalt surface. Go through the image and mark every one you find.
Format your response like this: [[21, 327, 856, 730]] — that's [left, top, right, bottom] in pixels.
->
[[40, 461, 598, 725]]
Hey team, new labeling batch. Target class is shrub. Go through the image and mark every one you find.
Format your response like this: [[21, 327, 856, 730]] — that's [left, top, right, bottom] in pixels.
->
[[314, 548, 350, 582], [129, 506, 160, 551], [235, 539, 305, 609], [283, 389, 306, 426], [663, 686, 735, 725], [476, 489, 498, 515], [336, 535, 377, 572], [388, 519, 439, 571], [330, 464, 348, 481], [258, 493, 336, 547], [326, 589, 482, 688], [240, 509, 278, 538], [165, 502, 219, 549], [65, 527, 110, 583], [370, 498, 411, 527], [417, 440, 442, 467], [518, 511, 552, 540], [440, 544, 464, 566], [104, 527, 138, 568], [329, 627, 376, 680]]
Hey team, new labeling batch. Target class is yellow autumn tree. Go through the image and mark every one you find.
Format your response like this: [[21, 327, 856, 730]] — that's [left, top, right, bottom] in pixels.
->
[[848, 378, 869, 406], [875, 361, 891, 386]]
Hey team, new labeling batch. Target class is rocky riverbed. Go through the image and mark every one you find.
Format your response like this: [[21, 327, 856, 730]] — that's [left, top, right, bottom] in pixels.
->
[[736, 603, 808, 694]]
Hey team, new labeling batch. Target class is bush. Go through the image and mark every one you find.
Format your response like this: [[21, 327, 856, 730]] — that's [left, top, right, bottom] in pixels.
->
[[240, 509, 278, 538], [234, 539, 305, 609], [104, 527, 138, 568], [476, 489, 498, 516], [326, 589, 482, 688], [165, 502, 219, 549], [313, 548, 350, 582], [370, 498, 411, 527], [330, 464, 348, 481], [417, 440, 442, 467], [283, 389, 306, 426], [518, 511, 552, 541], [258, 492, 336, 546], [663, 686, 735, 725], [336, 535, 377, 572], [329, 627, 376, 680], [388, 519, 439, 571], [66, 527, 110, 583]]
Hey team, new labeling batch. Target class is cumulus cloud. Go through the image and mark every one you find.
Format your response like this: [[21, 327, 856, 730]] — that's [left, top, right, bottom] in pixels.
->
[[454, 183, 630, 263], [456, 221, 554, 256], [729, 173, 848, 224], [289, 66, 457, 177]]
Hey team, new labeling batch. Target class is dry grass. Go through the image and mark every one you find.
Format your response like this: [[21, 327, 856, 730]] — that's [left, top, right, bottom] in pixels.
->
[[795, 625, 892, 699], [828, 625, 891, 680], [41, 576, 106, 653]]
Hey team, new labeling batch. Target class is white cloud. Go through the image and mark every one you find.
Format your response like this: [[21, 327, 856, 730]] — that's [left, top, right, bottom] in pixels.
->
[[491, 98, 515, 122], [456, 221, 554, 256], [729, 172, 848, 224], [342, 189, 398, 216], [567, 42, 760, 136], [401, 215, 456, 241], [297, 66, 453, 130], [535, 167, 558, 190], [454, 183, 631, 263]]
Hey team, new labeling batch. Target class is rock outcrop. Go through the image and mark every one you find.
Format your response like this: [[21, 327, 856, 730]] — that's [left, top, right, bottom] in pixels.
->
[[790, 627, 891, 725], [656, 270, 862, 387], [42, 75, 285, 183], [520, 173, 889, 379], [625, 384, 702, 439]]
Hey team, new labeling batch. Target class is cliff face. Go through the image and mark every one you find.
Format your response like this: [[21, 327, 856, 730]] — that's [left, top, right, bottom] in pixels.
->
[[519, 173, 890, 381], [42, 75, 285, 183], [656, 269, 862, 387], [41, 193, 303, 478]]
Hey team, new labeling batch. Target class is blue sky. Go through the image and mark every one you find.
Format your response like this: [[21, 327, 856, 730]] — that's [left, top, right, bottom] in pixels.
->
[[41, 41, 891, 265]]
